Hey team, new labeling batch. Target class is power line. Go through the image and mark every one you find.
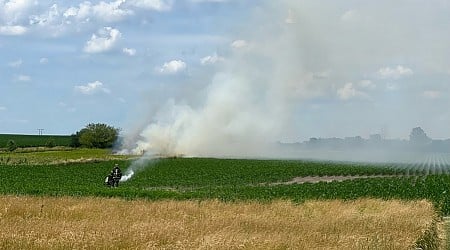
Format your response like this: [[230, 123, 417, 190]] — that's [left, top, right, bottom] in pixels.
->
[[37, 129, 44, 136]]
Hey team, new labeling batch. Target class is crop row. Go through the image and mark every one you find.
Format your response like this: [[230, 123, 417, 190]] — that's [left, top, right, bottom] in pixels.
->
[[2, 158, 450, 214], [128, 158, 404, 187]]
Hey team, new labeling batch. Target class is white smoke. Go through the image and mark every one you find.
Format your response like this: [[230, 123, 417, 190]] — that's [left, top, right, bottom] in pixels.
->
[[121, 3, 324, 158], [120, 0, 450, 163], [120, 155, 158, 182], [120, 169, 134, 182]]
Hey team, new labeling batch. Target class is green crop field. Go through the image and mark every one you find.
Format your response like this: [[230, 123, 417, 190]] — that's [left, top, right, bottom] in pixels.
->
[[2, 156, 450, 214], [0, 134, 72, 148]]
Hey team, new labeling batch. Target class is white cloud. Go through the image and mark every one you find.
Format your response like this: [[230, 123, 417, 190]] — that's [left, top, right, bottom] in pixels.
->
[[0, 106, 6, 111], [231, 39, 248, 49], [61, 0, 172, 25], [74, 81, 111, 95], [3, 0, 35, 13], [1, 0, 36, 23], [200, 53, 224, 65], [358, 80, 376, 90], [423, 90, 441, 99], [157, 60, 187, 74], [16, 75, 31, 82], [378, 65, 414, 79], [127, 0, 173, 11], [93, 0, 132, 22], [8, 59, 22, 67], [29, 4, 60, 26], [63, 1, 132, 23], [84, 27, 121, 53], [0, 25, 27, 35], [337, 82, 367, 100], [63, 7, 78, 18], [39, 58, 49, 64], [123, 47, 136, 56], [189, 0, 230, 3]]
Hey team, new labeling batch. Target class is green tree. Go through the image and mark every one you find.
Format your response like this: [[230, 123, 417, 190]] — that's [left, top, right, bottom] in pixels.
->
[[70, 131, 81, 148], [77, 123, 119, 148], [6, 140, 17, 152]]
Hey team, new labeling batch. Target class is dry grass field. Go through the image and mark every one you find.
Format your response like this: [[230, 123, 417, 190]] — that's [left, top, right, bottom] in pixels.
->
[[0, 196, 443, 249]]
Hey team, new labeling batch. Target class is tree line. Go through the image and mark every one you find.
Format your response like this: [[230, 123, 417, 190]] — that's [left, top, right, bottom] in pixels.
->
[[70, 123, 119, 148], [300, 127, 450, 152], [2, 123, 119, 151]]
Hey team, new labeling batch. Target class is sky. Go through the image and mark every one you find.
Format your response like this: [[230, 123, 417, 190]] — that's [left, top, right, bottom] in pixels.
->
[[1, 0, 450, 146]]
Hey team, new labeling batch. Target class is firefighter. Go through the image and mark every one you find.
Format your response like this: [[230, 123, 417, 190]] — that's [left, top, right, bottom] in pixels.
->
[[111, 164, 122, 187], [104, 173, 114, 187]]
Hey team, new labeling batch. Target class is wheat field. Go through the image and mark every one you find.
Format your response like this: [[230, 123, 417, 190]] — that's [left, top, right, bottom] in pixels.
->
[[0, 196, 443, 249]]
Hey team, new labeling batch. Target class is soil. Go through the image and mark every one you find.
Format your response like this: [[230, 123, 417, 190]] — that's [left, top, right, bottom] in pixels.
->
[[268, 175, 400, 185]]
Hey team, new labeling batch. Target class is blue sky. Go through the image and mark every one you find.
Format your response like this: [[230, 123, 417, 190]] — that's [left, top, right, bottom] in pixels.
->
[[0, 0, 252, 135], [1, 0, 450, 148]]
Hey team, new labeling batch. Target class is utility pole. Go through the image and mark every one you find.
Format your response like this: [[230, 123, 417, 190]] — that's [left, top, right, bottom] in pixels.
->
[[37, 129, 44, 136]]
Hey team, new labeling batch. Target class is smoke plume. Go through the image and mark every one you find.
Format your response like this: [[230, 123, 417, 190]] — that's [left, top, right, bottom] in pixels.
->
[[122, 3, 316, 158], [120, 0, 450, 162]]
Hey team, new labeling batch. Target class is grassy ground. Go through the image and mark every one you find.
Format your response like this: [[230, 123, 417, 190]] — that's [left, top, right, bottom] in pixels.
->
[[0, 148, 132, 165], [0, 196, 442, 249]]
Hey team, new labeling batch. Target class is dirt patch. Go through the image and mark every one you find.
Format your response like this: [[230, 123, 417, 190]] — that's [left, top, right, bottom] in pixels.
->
[[269, 175, 400, 185]]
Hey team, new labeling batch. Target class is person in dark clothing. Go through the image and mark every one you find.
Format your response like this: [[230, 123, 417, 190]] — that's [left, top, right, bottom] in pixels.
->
[[104, 173, 114, 187], [111, 164, 122, 187]]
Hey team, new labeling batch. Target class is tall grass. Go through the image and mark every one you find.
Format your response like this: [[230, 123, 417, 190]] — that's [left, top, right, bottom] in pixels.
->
[[0, 196, 443, 249]]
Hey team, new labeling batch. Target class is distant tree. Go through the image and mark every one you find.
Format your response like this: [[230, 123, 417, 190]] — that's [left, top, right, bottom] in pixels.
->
[[369, 134, 382, 142], [6, 140, 17, 151], [308, 138, 318, 144], [344, 136, 364, 147], [70, 131, 81, 148], [76, 123, 119, 148], [409, 127, 431, 145]]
